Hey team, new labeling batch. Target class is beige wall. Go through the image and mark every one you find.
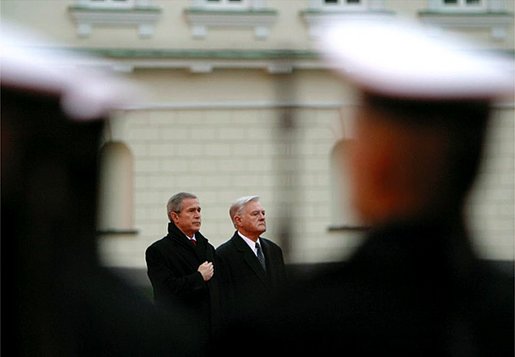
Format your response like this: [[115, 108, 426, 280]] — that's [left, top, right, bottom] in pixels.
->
[[99, 68, 364, 267], [2, 1, 513, 50], [100, 104, 365, 266], [467, 106, 515, 260], [98, 75, 514, 268], [2, 0, 514, 268]]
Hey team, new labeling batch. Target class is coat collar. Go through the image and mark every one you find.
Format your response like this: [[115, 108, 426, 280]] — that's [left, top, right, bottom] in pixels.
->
[[167, 222, 208, 249], [230, 231, 268, 281]]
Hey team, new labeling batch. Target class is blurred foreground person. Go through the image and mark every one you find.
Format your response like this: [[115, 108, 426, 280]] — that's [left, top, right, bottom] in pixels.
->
[[214, 19, 514, 356], [1, 24, 201, 356]]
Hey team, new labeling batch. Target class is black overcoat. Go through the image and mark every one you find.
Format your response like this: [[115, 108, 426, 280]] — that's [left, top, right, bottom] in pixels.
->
[[218, 219, 514, 356], [216, 231, 287, 320], [145, 222, 223, 341]]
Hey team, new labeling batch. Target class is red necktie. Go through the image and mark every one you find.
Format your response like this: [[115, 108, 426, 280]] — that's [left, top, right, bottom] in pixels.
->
[[190, 239, 197, 246]]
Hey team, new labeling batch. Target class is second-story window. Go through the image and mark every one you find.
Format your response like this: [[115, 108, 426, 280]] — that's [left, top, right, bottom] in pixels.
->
[[201, 0, 251, 9], [439, 0, 486, 11], [443, 0, 481, 4], [206, 0, 245, 3], [315, 0, 368, 10], [323, 0, 362, 3], [82, 0, 135, 7], [76, 0, 157, 8]]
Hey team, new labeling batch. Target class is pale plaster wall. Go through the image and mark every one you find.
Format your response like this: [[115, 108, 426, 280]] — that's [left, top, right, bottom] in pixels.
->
[[98, 104, 364, 267], [2, 0, 513, 51], [2, 0, 513, 267], [95, 70, 514, 267]]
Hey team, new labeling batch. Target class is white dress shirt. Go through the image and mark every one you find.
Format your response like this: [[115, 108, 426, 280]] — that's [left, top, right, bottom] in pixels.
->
[[237, 231, 261, 257]]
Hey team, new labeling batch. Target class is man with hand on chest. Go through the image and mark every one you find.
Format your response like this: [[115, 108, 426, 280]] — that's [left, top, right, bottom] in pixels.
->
[[146, 192, 223, 351]]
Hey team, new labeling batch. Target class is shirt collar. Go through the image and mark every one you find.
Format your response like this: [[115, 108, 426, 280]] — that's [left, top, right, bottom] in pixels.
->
[[187, 233, 196, 241], [237, 231, 261, 253]]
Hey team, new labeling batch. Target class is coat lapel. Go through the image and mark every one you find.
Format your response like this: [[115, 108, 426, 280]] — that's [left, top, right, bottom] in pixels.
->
[[231, 233, 268, 283], [194, 233, 211, 262], [167, 222, 203, 264]]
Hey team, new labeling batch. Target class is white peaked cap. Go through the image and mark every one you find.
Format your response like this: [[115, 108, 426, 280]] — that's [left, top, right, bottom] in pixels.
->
[[316, 18, 515, 101], [1, 21, 143, 121]]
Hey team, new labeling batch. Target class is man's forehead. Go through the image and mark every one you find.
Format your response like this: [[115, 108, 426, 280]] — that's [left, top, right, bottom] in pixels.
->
[[182, 198, 200, 207], [245, 201, 263, 210]]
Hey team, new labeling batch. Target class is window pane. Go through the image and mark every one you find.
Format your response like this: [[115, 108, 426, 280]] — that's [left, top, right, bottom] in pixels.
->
[[466, 0, 481, 4], [443, 0, 458, 4], [347, 0, 361, 4], [324, 0, 339, 4]]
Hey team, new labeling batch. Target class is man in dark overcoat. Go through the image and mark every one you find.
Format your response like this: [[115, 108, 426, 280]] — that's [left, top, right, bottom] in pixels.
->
[[216, 195, 287, 322], [213, 19, 514, 356], [146, 192, 223, 349]]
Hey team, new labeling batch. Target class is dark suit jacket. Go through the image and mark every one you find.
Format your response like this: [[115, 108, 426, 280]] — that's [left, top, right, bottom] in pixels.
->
[[145, 222, 223, 343], [216, 231, 288, 321], [216, 219, 514, 356]]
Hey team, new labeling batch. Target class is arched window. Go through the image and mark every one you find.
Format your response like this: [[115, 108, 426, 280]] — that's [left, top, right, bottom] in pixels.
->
[[97, 141, 136, 234], [328, 139, 362, 231]]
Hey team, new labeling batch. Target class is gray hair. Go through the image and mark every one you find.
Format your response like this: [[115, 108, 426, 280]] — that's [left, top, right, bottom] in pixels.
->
[[167, 192, 197, 218], [229, 195, 260, 227]]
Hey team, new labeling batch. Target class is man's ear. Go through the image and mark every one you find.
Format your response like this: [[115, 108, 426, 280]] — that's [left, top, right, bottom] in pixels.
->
[[372, 128, 426, 218], [371, 150, 399, 211], [362, 124, 409, 220], [170, 211, 179, 223]]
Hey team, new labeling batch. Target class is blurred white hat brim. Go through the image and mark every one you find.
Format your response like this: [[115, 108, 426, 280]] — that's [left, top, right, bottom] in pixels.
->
[[317, 19, 515, 101], [1, 21, 143, 121]]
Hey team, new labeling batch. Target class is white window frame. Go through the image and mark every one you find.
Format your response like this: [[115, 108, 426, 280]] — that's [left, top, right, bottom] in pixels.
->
[[308, 0, 389, 12], [75, 0, 152, 9], [202, 0, 250, 10], [309, 0, 371, 11], [442, 0, 487, 11], [429, 0, 488, 12], [190, 0, 265, 10], [321, 0, 367, 10], [421, 0, 512, 39]]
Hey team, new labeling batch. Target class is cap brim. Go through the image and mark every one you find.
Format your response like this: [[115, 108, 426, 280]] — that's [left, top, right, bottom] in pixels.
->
[[316, 19, 515, 101], [1, 21, 142, 121]]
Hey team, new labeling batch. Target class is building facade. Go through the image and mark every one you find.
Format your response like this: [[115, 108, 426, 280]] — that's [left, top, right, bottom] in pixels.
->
[[2, 1, 514, 276]]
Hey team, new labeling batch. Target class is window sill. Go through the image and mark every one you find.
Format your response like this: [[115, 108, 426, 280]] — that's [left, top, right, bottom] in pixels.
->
[[96, 229, 139, 236], [327, 225, 370, 232], [418, 11, 514, 40], [184, 7, 278, 39], [300, 9, 395, 38], [68, 5, 162, 38]]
